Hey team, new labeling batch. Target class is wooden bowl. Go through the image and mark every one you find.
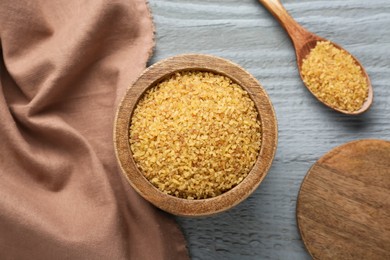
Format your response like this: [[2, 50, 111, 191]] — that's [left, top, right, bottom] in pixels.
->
[[114, 54, 277, 217]]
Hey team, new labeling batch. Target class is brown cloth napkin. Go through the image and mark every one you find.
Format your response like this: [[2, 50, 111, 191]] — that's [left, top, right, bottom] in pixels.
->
[[0, 0, 188, 259]]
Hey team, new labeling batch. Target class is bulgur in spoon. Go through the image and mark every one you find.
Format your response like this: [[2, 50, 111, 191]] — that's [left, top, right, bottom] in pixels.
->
[[258, 0, 373, 114]]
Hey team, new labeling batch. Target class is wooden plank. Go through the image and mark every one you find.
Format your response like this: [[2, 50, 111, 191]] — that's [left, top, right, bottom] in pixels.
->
[[148, 0, 390, 259]]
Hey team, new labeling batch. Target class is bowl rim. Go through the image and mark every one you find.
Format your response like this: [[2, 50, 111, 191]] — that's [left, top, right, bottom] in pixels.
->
[[114, 53, 278, 217]]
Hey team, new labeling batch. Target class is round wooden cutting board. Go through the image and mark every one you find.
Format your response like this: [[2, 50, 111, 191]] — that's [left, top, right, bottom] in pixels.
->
[[297, 139, 390, 260]]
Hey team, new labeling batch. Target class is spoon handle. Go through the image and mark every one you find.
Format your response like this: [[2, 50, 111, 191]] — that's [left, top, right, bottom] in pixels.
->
[[258, 0, 311, 48]]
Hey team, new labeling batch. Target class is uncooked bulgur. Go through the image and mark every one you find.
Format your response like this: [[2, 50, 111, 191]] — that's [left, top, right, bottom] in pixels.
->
[[301, 41, 368, 112], [129, 71, 261, 199]]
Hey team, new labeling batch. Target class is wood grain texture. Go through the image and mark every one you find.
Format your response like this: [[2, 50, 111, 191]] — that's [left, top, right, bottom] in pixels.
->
[[148, 0, 390, 259], [114, 54, 277, 216], [297, 139, 390, 260]]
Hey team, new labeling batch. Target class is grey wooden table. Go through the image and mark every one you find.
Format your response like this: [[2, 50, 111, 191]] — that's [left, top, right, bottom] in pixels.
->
[[148, 0, 390, 259]]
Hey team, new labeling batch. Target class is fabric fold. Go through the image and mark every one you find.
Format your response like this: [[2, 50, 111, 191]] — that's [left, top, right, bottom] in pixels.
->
[[0, 0, 188, 259]]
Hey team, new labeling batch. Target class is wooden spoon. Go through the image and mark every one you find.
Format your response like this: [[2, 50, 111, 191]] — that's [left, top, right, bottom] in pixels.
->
[[258, 0, 373, 115]]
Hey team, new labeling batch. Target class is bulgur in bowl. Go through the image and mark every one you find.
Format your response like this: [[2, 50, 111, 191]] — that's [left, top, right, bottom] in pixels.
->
[[114, 54, 277, 216]]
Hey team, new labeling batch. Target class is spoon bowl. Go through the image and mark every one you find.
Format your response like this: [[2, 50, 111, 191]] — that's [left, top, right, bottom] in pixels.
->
[[258, 0, 373, 115]]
